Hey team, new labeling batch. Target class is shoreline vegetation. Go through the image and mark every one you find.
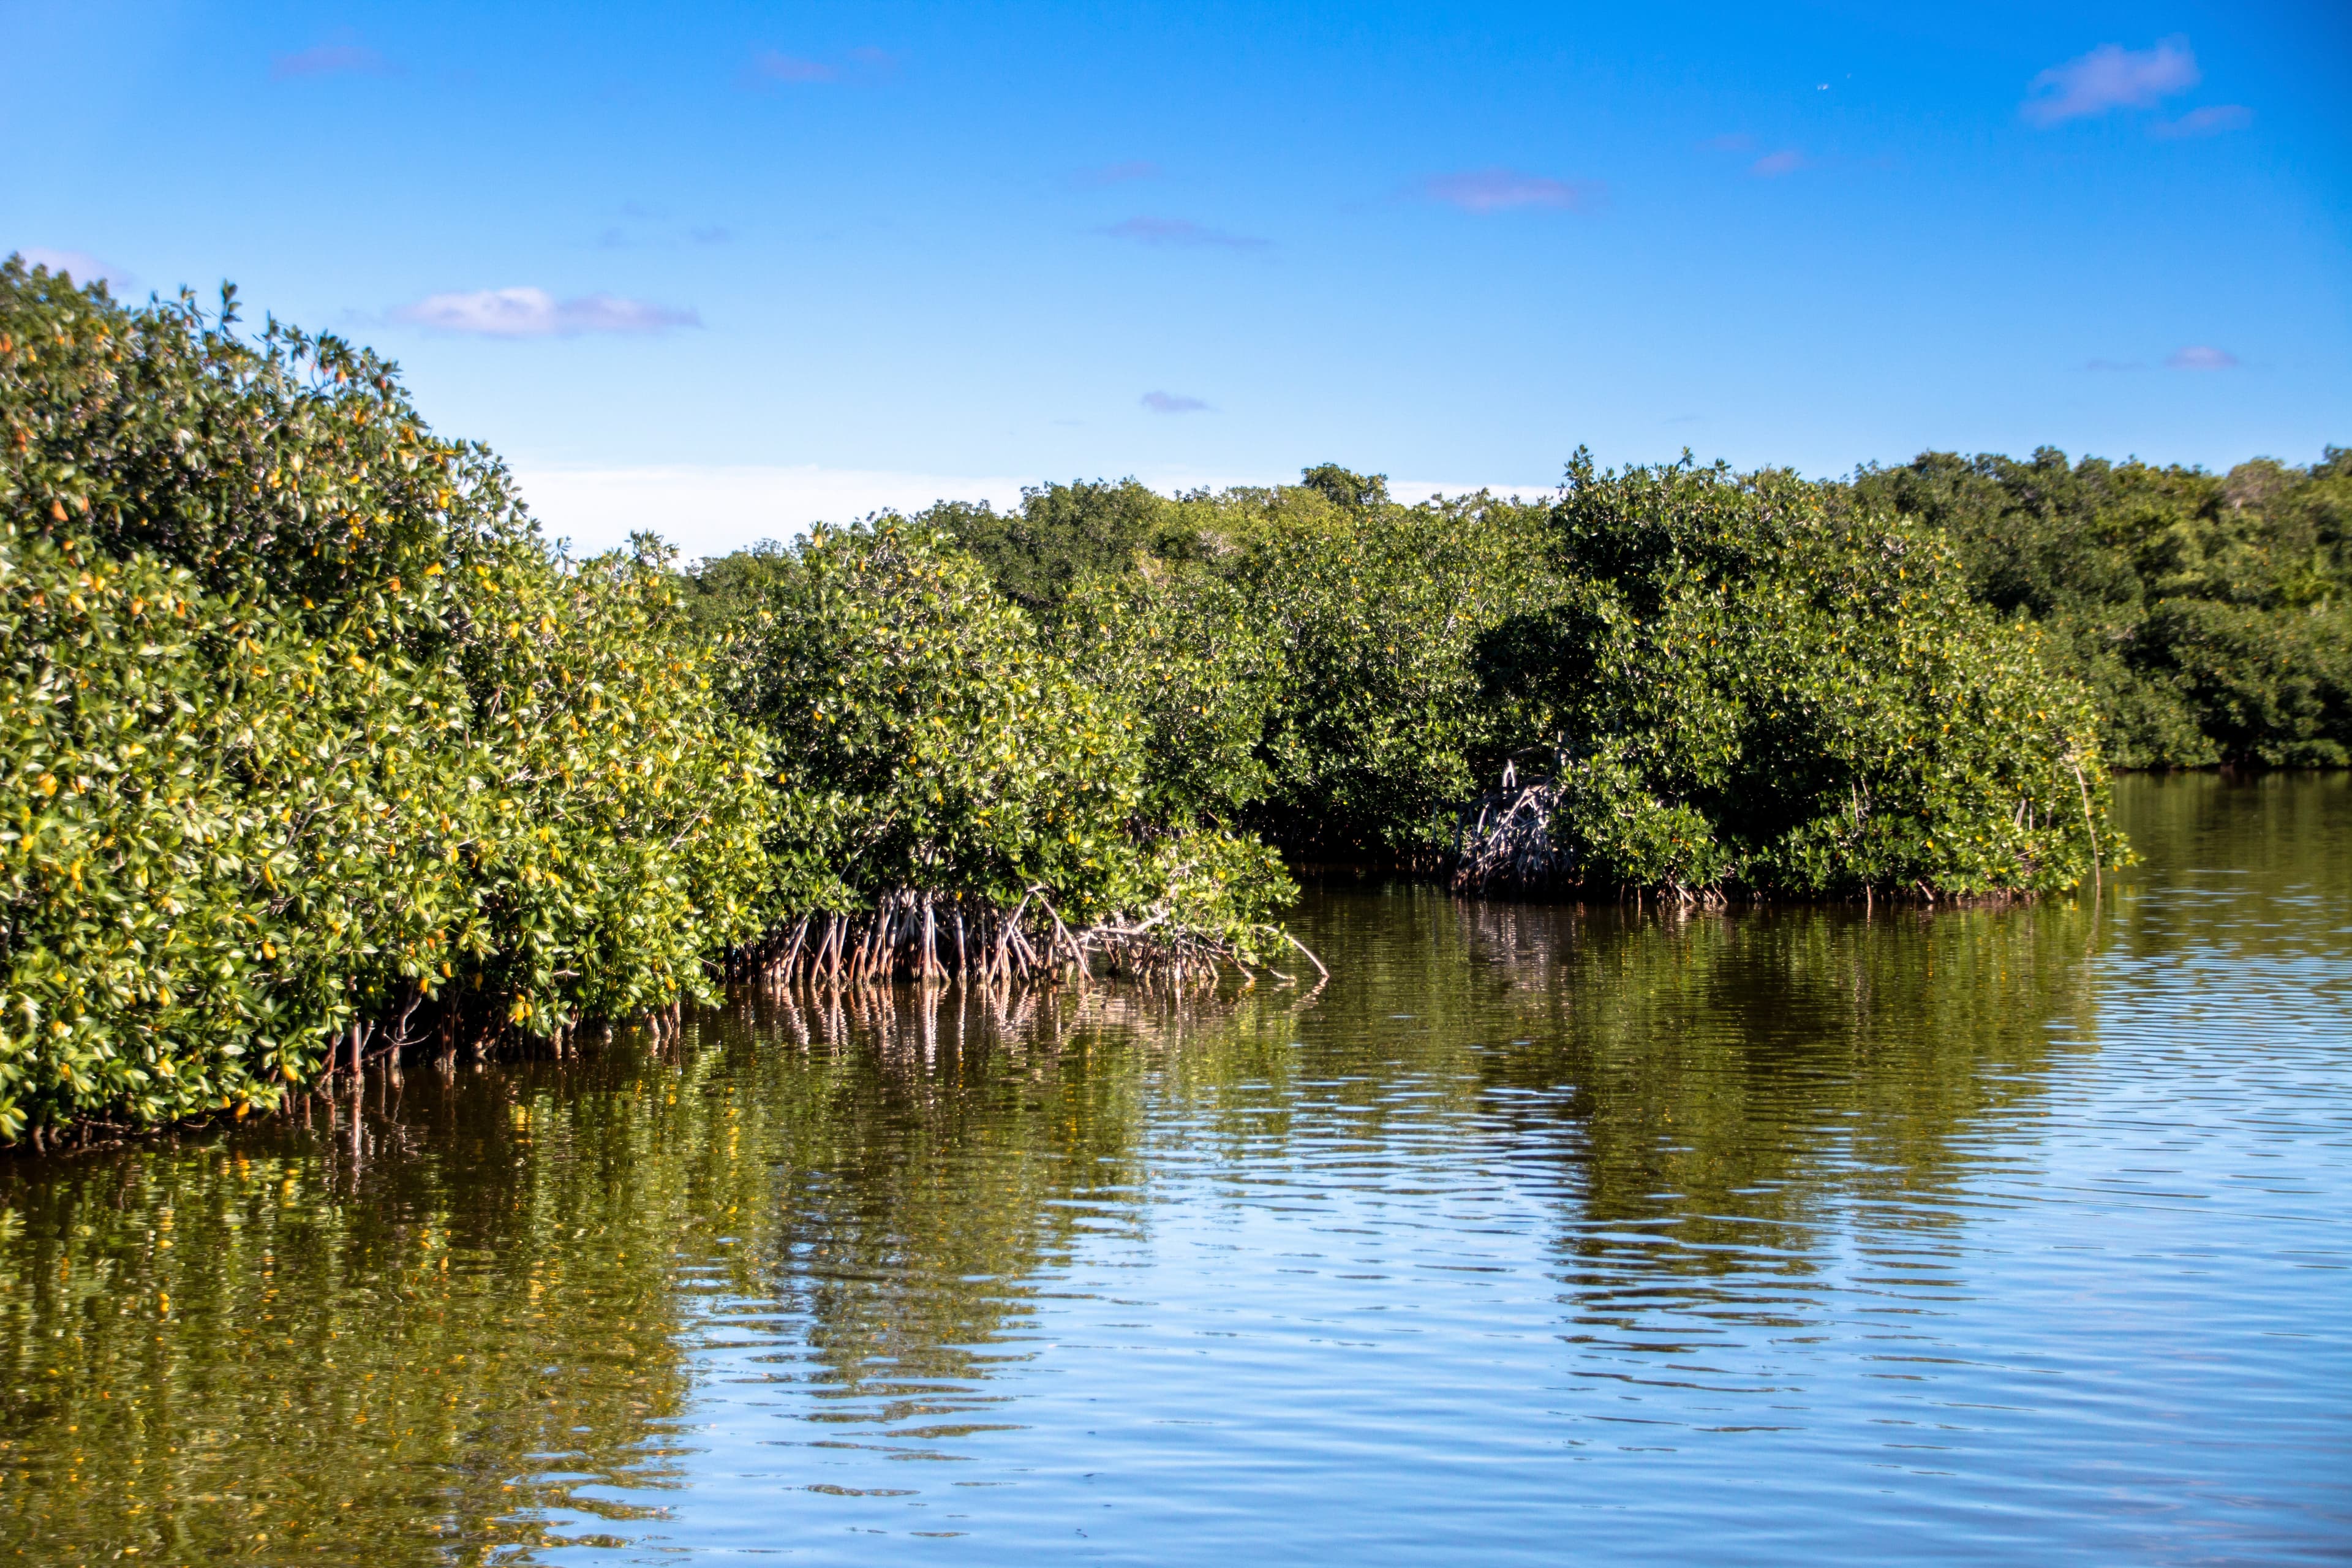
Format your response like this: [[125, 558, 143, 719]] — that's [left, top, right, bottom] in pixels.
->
[[2, 259, 2342, 1142]]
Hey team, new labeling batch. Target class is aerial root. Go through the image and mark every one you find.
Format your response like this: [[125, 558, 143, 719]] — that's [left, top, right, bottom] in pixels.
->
[[722, 887, 1321, 996]]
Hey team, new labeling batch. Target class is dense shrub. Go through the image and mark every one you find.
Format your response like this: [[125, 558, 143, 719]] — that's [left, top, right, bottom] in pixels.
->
[[2127, 598, 2350, 767], [0, 267, 517, 620], [922, 479, 1223, 614], [1054, 562, 1280, 827], [2, 526, 395, 1134], [0, 258, 773, 1138], [925, 462, 2124, 886], [11, 241, 2256, 1136], [699, 522, 1294, 979], [1845, 447, 2352, 766], [1234, 487, 1553, 856], [1455, 456, 2117, 897], [930, 470, 1556, 857]]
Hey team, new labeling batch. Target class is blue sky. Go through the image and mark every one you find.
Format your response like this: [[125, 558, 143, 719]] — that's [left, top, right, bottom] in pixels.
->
[[6, 1, 2348, 556]]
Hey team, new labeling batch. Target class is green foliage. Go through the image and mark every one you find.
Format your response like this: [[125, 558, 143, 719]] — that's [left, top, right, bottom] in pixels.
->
[[1465, 455, 2117, 897], [0, 516, 774, 1139], [1845, 447, 2352, 765], [0, 257, 773, 1138], [2127, 598, 2350, 767], [927, 460, 2122, 891], [929, 469, 1555, 856], [700, 521, 1292, 952], [1296, 462, 1392, 514], [0, 258, 518, 618], [921, 478, 1220, 614], [1055, 562, 1280, 827], [1237, 487, 1553, 854], [414, 537, 777, 1031], [2, 528, 391, 1133]]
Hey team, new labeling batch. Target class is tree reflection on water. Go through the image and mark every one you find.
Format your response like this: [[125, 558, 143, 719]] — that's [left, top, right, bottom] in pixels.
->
[[0, 876, 2111, 1561]]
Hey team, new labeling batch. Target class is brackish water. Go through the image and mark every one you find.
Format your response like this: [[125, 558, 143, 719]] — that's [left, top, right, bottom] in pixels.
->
[[2, 774, 2346, 1566]]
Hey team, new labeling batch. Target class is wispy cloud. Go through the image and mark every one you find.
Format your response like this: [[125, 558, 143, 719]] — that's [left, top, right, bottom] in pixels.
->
[[1141, 391, 1211, 414], [1703, 135, 1809, 177], [1419, 167, 1602, 214], [598, 209, 735, 250], [18, 247, 135, 290], [2022, 38, 2198, 127], [743, 46, 897, 88], [1069, 160, 1163, 190], [270, 43, 392, 80], [2152, 104, 2252, 140], [747, 50, 835, 85], [1099, 217, 1268, 250], [2166, 345, 2237, 371], [392, 287, 700, 337]]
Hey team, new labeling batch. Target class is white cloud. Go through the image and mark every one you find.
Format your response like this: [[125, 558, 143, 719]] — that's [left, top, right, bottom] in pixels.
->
[[2165, 345, 2238, 371], [2022, 39, 2199, 126], [508, 464, 1551, 560], [18, 247, 134, 290], [1749, 149, 1806, 178], [392, 287, 699, 337], [1141, 391, 1211, 414]]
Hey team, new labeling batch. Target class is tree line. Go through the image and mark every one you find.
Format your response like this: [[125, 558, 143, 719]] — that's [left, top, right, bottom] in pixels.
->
[[12, 257, 2323, 1138], [1847, 450, 2351, 768]]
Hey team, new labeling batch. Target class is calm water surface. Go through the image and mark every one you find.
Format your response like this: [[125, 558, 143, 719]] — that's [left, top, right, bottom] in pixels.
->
[[2, 774, 2346, 1564]]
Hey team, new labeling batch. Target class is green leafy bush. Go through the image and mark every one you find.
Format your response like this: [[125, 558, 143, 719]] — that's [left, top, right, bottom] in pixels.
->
[[2127, 598, 2350, 766], [1055, 562, 1280, 828], [1235, 486, 1553, 856], [701, 521, 1295, 980], [1456, 456, 2118, 899], [11, 241, 2248, 1137], [929, 469, 1556, 858], [1, 258, 773, 1138], [921, 479, 1223, 613], [1845, 447, 2352, 766]]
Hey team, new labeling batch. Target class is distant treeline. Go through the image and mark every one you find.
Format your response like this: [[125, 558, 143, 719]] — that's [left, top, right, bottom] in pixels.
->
[[916, 451, 2351, 786], [1847, 452, 2351, 768], [10, 255, 2277, 1138], [894, 462, 2128, 895]]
